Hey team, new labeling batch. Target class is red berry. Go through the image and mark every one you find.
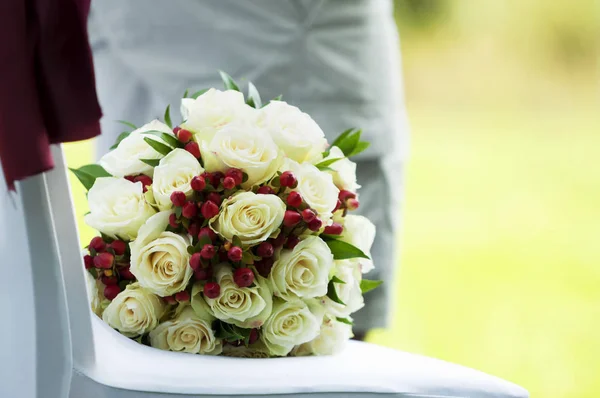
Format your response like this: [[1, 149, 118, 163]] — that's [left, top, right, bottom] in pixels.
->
[[226, 168, 244, 185], [170, 191, 186, 207], [301, 208, 317, 223], [333, 199, 342, 212], [233, 268, 254, 288], [255, 258, 274, 277], [182, 201, 198, 218], [206, 192, 222, 206], [307, 218, 323, 232], [185, 141, 201, 158], [228, 246, 243, 262], [249, 329, 259, 344], [283, 210, 302, 227], [189, 252, 203, 270], [173, 126, 181, 134], [285, 235, 300, 249], [280, 171, 297, 188], [83, 255, 93, 269], [194, 267, 213, 281], [133, 175, 153, 193], [104, 284, 121, 300], [93, 252, 114, 269], [164, 295, 177, 305], [223, 176, 236, 189], [176, 128, 192, 143], [200, 244, 216, 259], [191, 175, 206, 191], [119, 266, 135, 280], [198, 227, 216, 242], [270, 234, 287, 248], [169, 213, 179, 228], [175, 290, 190, 302], [89, 236, 106, 252], [187, 221, 200, 237], [338, 190, 356, 202], [204, 282, 221, 299], [101, 276, 118, 286], [124, 175, 136, 182], [201, 200, 219, 219], [110, 240, 127, 256], [257, 186, 274, 195], [286, 191, 303, 208], [346, 198, 360, 210], [210, 172, 225, 188], [256, 242, 274, 258], [323, 223, 344, 235]]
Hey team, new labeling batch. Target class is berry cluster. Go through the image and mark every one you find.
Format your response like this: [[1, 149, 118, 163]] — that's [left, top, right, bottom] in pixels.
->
[[83, 236, 134, 300]]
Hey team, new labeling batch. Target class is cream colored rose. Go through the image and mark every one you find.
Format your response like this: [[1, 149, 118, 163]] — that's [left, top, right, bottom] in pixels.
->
[[210, 191, 285, 247], [180, 89, 257, 143], [149, 306, 222, 355], [322, 146, 360, 192], [192, 264, 272, 328], [152, 149, 204, 211], [99, 120, 174, 177], [321, 260, 364, 318], [259, 101, 327, 164], [201, 122, 283, 188], [85, 271, 110, 317], [85, 177, 157, 240], [340, 215, 376, 273], [130, 212, 193, 296], [261, 298, 323, 357], [102, 283, 165, 337], [222, 340, 271, 358], [270, 236, 334, 300], [292, 316, 353, 356]]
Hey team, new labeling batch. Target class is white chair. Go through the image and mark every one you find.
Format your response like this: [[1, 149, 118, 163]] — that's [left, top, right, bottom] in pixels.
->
[[0, 145, 529, 398]]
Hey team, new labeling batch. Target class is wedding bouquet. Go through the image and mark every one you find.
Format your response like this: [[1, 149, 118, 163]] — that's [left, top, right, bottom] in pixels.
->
[[74, 72, 381, 357]]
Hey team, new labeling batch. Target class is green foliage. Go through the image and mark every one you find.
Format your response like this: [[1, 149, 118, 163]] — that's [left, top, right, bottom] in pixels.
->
[[360, 279, 383, 294], [143, 137, 173, 156], [323, 238, 369, 260], [163, 105, 173, 129], [219, 71, 241, 92], [110, 131, 131, 150], [215, 321, 252, 345], [140, 159, 160, 167], [69, 164, 112, 190], [246, 82, 262, 108], [117, 120, 137, 130], [142, 130, 181, 149], [327, 279, 345, 305], [191, 89, 209, 99], [336, 317, 353, 325]]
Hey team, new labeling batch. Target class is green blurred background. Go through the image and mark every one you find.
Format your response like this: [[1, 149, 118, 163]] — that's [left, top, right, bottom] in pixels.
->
[[65, 1, 599, 397]]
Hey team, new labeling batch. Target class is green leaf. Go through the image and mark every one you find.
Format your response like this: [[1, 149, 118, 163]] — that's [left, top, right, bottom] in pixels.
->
[[187, 246, 196, 255], [325, 239, 369, 260], [164, 105, 173, 128], [360, 279, 383, 294], [144, 137, 172, 156], [241, 251, 254, 265], [88, 268, 98, 279], [142, 130, 181, 149], [232, 235, 242, 248], [110, 131, 131, 149], [69, 164, 111, 190], [271, 94, 283, 102], [140, 158, 160, 167], [77, 164, 111, 178], [246, 81, 262, 108], [331, 275, 346, 284], [315, 157, 343, 170], [183, 89, 189, 98], [214, 321, 250, 343], [331, 128, 355, 149], [117, 120, 137, 130], [197, 235, 212, 248], [191, 88, 209, 99], [219, 71, 241, 92], [327, 279, 345, 305], [347, 141, 370, 157], [336, 129, 362, 157], [175, 207, 183, 218], [336, 317, 353, 325], [118, 280, 130, 291]]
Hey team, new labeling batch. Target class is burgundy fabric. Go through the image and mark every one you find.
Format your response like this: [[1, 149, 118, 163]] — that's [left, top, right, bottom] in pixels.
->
[[0, 0, 102, 189]]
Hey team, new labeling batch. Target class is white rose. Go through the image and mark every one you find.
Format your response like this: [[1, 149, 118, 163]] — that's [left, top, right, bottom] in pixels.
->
[[152, 148, 204, 211], [270, 236, 334, 300], [102, 283, 165, 337], [340, 215, 376, 273], [180, 89, 257, 143], [292, 316, 353, 356], [84, 177, 157, 240], [201, 122, 283, 188], [322, 146, 360, 192], [260, 101, 327, 164], [192, 264, 272, 328], [261, 298, 323, 357], [149, 306, 222, 355], [210, 191, 285, 247], [99, 120, 174, 177], [130, 212, 193, 296], [222, 340, 271, 358], [85, 271, 110, 317], [282, 160, 339, 222], [321, 260, 364, 318]]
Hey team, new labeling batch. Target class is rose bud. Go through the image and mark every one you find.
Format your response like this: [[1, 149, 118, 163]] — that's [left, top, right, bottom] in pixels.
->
[[187, 221, 200, 237], [228, 246, 243, 262], [189, 252, 203, 271], [223, 176, 236, 190], [170, 191, 186, 207], [270, 234, 287, 248], [257, 186, 274, 195], [101, 275, 119, 286], [338, 190, 356, 202], [206, 192, 222, 206], [194, 267, 213, 281], [201, 200, 219, 219], [169, 213, 179, 228], [133, 175, 153, 193], [226, 168, 244, 186], [93, 252, 114, 269], [333, 199, 343, 212], [323, 223, 344, 235], [184, 141, 201, 158], [279, 171, 297, 188], [119, 266, 136, 280], [256, 242, 274, 258], [182, 201, 198, 219], [210, 171, 225, 188], [89, 236, 106, 252], [285, 235, 300, 249], [175, 290, 190, 302], [301, 208, 317, 223], [198, 227, 216, 242], [307, 218, 323, 232], [104, 284, 121, 301], [83, 255, 94, 269], [233, 268, 254, 288], [191, 175, 206, 191], [203, 282, 221, 299], [176, 128, 192, 143], [254, 258, 274, 277], [110, 240, 127, 256], [283, 210, 302, 227], [346, 198, 360, 210], [249, 329, 259, 345], [286, 191, 302, 208], [200, 244, 216, 259]]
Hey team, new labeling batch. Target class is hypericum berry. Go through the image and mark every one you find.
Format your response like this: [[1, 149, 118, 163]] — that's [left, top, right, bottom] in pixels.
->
[[338, 190, 357, 202], [257, 186, 274, 195], [226, 168, 244, 186], [200, 244, 216, 259], [233, 268, 254, 288], [333, 199, 343, 212], [198, 227, 216, 242], [94, 252, 114, 269], [228, 246, 243, 262], [249, 329, 259, 344], [223, 176, 236, 190], [110, 240, 127, 256], [256, 242, 274, 258], [176, 128, 192, 143], [206, 192, 222, 206], [301, 208, 317, 223], [182, 201, 198, 219], [270, 234, 287, 248], [124, 175, 136, 182], [169, 213, 179, 228], [283, 210, 302, 227], [210, 171, 225, 188], [119, 266, 135, 280], [185, 141, 201, 158], [89, 236, 106, 252], [189, 252, 202, 271], [175, 291, 190, 302], [170, 191, 186, 207], [346, 198, 360, 210], [133, 175, 153, 193], [187, 221, 200, 237], [307, 218, 323, 232], [104, 284, 121, 300], [280, 171, 297, 188], [194, 267, 213, 281], [101, 276, 118, 286], [201, 200, 219, 219], [203, 282, 221, 299], [191, 175, 206, 191], [286, 191, 303, 208], [323, 223, 344, 235], [83, 255, 93, 269], [164, 295, 177, 305], [285, 235, 300, 249], [254, 258, 274, 277]]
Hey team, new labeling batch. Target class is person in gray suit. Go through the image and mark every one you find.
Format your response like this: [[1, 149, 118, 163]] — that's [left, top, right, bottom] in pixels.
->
[[90, 0, 409, 340]]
